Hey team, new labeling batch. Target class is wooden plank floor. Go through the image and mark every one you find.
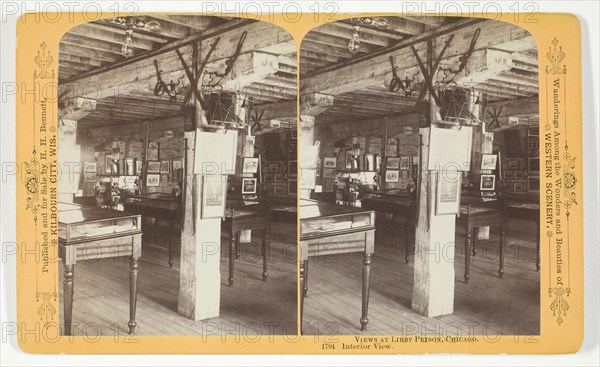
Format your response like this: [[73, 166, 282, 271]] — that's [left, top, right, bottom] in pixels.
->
[[302, 217, 540, 336], [59, 221, 298, 336]]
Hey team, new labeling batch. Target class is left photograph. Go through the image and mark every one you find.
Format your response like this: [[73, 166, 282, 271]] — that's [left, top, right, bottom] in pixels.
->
[[56, 15, 298, 336]]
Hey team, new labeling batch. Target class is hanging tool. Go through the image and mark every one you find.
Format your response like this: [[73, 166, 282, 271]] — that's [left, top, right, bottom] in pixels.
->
[[153, 60, 185, 101], [388, 56, 419, 96], [205, 31, 247, 87], [411, 34, 454, 107], [438, 28, 480, 83], [178, 37, 221, 111]]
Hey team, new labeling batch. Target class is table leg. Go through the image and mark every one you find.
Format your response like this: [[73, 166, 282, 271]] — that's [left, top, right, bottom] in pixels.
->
[[360, 253, 372, 331], [228, 230, 236, 286], [168, 220, 174, 268], [536, 219, 540, 272], [299, 259, 306, 333], [63, 264, 74, 336], [235, 232, 241, 259], [499, 223, 506, 278], [472, 231, 477, 256], [128, 257, 139, 334], [464, 227, 472, 283], [404, 219, 409, 264], [303, 259, 309, 297], [154, 218, 159, 251], [262, 229, 269, 281]]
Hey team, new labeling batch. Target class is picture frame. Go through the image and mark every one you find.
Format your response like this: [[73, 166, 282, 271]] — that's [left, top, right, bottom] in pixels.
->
[[480, 174, 496, 191], [263, 173, 273, 183], [146, 174, 160, 187], [287, 179, 297, 196], [135, 159, 143, 175], [528, 157, 540, 174], [273, 173, 284, 183], [288, 161, 297, 176], [400, 156, 411, 170], [82, 162, 97, 183], [242, 157, 259, 174], [504, 170, 514, 179], [481, 154, 498, 170], [273, 185, 285, 195], [323, 157, 336, 169], [268, 161, 281, 173], [514, 171, 524, 179], [385, 170, 400, 183], [513, 181, 526, 192], [147, 160, 161, 174], [507, 159, 519, 170], [436, 171, 462, 215], [194, 130, 238, 175], [386, 157, 401, 170], [171, 159, 183, 172], [241, 177, 257, 194], [160, 160, 170, 174], [201, 175, 227, 219], [527, 176, 540, 193]]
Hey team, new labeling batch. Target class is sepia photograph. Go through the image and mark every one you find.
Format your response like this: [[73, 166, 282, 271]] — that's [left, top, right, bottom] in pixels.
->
[[299, 15, 540, 336], [56, 15, 297, 336]]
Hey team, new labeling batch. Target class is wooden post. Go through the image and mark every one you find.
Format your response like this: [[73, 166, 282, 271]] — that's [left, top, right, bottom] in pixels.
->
[[411, 127, 457, 317], [177, 106, 222, 320], [299, 115, 316, 199]]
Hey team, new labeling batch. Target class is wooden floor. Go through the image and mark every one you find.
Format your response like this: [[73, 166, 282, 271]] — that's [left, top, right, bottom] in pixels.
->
[[59, 220, 297, 336], [302, 217, 540, 336]]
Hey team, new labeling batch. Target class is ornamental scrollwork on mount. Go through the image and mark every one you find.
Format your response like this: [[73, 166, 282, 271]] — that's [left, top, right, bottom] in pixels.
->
[[24, 153, 41, 224], [34, 42, 55, 80], [545, 38, 567, 75], [36, 291, 57, 326], [563, 151, 578, 218], [549, 287, 571, 325]]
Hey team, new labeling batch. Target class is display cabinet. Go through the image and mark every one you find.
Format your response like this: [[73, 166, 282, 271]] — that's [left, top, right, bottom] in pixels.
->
[[58, 204, 142, 336], [299, 199, 375, 332]]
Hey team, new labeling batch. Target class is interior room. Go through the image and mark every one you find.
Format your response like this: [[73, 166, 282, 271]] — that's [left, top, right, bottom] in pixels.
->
[[298, 16, 540, 335], [56, 16, 298, 336]]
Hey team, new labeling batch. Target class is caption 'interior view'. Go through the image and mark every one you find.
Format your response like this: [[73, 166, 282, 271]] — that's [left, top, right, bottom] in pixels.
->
[[55, 14, 541, 337]]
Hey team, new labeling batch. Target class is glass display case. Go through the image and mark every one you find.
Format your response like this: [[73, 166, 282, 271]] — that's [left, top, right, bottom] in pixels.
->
[[299, 199, 375, 239], [58, 206, 141, 244]]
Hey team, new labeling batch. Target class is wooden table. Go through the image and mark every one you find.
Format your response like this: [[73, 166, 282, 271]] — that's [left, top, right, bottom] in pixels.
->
[[458, 195, 506, 283], [58, 204, 142, 335], [361, 190, 414, 263], [506, 201, 541, 271], [299, 199, 375, 331], [124, 197, 179, 268], [223, 199, 270, 287]]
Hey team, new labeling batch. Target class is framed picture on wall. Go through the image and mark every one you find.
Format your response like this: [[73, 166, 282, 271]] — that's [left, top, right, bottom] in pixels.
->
[[273, 173, 284, 183], [514, 181, 526, 192], [201, 175, 227, 219], [242, 157, 259, 174], [104, 154, 113, 174], [124, 158, 135, 176], [527, 177, 540, 193], [263, 173, 273, 183], [146, 174, 160, 187], [135, 159, 143, 175], [528, 157, 540, 174], [273, 185, 285, 195], [172, 159, 183, 172], [288, 179, 297, 196], [323, 157, 336, 169], [507, 159, 519, 170], [386, 157, 401, 170], [480, 174, 496, 191], [481, 154, 498, 170], [504, 170, 514, 179], [400, 156, 411, 170], [436, 171, 462, 215], [288, 161, 297, 176], [514, 171, 524, 179], [241, 178, 257, 194], [160, 160, 170, 174], [268, 161, 281, 173], [364, 154, 375, 171], [147, 161, 161, 174], [385, 170, 399, 183]]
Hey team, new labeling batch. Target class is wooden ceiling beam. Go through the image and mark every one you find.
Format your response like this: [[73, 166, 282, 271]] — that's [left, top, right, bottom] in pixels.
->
[[300, 40, 355, 60], [60, 34, 128, 57], [69, 24, 157, 50], [301, 19, 533, 96], [85, 22, 170, 44], [311, 24, 392, 47], [96, 17, 191, 40], [303, 33, 379, 54], [59, 53, 104, 68], [59, 43, 121, 63], [300, 49, 340, 64], [150, 15, 221, 31]]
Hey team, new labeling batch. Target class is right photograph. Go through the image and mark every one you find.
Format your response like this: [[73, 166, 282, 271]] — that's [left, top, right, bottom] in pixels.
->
[[298, 16, 540, 336]]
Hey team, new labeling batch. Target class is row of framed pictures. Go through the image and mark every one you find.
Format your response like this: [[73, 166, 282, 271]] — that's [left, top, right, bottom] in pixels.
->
[[262, 180, 296, 196], [147, 159, 183, 174], [265, 160, 296, 176]]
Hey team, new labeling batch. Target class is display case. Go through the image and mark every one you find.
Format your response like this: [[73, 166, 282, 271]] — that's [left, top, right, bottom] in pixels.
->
[[58, 206, 141, 244], [299, 199, 375, 240]]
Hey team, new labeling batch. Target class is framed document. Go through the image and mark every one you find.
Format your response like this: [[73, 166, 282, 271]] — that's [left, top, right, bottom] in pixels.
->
[[385, 170, 399, 183], [242, 157, 259, 174], [323, 157, 336, 169], [201, 175, 227, 219], [436, 171, 462, 215], [146, 174, 160, 187], [160, 160, 170, 174], [481, 154, 498, 170], [400, 156, 411, 170], [194, 129, 238, 175], [386, 157, 400, 170], [241, 178, 257, 194], [480, 174, 496, 191], [135, 159, 143, 175], [147, 161, 161, 174]]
